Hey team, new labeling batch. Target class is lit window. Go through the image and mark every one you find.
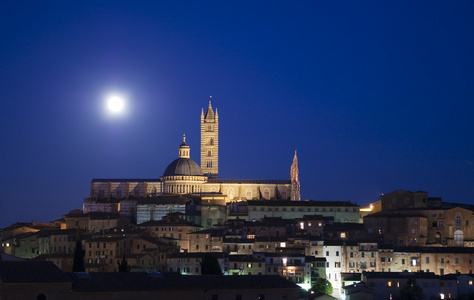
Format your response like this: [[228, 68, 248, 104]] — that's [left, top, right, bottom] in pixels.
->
[[469, 280, 473, 285], [300, 222, 304, 230], [280, 242, 286, 248], [340, 232, 346, 238], [388, 281, 392, 287]]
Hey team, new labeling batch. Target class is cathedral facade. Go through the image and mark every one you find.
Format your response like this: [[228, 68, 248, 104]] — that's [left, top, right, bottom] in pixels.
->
[[84, 101, 300, 220]]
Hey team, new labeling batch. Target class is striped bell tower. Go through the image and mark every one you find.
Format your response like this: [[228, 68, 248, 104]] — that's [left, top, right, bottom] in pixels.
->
[[201, 99, 219, 179]]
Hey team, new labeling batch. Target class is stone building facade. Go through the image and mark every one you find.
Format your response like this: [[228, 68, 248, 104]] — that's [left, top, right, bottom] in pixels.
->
[[83, 101, 300, 223]]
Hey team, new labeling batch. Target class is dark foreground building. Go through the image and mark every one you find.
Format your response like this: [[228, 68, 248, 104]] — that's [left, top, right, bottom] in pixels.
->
[[0, 261, 300, 300]]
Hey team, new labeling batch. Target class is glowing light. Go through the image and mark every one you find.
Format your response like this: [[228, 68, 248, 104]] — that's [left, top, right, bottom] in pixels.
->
[[107, 95, 125, 113], [297, 283, 311, 290]]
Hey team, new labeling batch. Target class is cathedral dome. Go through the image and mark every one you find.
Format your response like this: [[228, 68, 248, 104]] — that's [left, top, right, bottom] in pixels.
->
[[162, 135, 204, 177], [163, 157, 203, 177]]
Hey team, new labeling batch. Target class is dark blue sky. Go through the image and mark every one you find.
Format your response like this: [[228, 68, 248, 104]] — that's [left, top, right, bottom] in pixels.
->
[[1, 1, 474, 227]]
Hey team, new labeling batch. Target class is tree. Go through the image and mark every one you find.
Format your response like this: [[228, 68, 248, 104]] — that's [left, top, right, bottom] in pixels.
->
[[72, 230, 85, 272], [311, 278, 333, 295], [117, 254, 131, 272], [398, 277, 424, 300], [200, 253, 222, 275]]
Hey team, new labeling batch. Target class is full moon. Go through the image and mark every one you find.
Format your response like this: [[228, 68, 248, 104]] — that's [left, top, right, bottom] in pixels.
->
[[107, 95, 125, 113]]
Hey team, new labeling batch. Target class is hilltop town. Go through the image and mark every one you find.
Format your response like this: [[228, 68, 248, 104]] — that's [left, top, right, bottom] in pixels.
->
[[1, 102, 473, 300]]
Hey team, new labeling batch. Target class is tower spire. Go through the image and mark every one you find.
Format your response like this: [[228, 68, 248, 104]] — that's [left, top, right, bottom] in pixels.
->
[[290, 150, 300, 201]]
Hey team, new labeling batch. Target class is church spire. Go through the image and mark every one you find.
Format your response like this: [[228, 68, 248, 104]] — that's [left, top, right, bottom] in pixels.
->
[[290, 150, 300, 201], [204, 99, 215, 120]]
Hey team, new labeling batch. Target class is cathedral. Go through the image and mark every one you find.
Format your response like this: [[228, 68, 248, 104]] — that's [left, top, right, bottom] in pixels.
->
[[83, 101, 300, 224]]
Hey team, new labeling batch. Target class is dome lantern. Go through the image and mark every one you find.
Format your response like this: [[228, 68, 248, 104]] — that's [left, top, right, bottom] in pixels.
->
[[179, 134, 190, 158]]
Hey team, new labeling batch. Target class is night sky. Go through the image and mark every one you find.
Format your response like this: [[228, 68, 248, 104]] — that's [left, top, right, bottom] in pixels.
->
[[1, 1, 474, 228]]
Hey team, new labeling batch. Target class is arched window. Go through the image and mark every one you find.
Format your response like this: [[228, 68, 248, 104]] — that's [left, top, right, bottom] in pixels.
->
[[435, 232, 441, 244], [149, 186, 157, 197], [454, 230, 464, 246], [456, 216, 462, 227], [228, 188, 234, 200], [246, 189, 252, 200], [264, 189, 270, 200]]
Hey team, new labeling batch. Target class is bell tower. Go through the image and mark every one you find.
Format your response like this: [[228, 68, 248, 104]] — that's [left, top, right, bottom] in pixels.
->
[[201, 99, 218, 179]]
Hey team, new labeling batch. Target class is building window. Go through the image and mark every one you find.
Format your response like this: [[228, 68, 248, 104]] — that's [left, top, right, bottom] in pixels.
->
[[456, 216, 462, 227], [246, 189, 252, 200], [264, 190, 270, 199], [454, 230, 464, 246]]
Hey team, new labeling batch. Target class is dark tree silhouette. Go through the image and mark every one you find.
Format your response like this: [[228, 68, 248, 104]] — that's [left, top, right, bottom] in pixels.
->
[[72, 230, 85, 272], [398, 277, 424, 300], [200, 254, 222, 275], [311, 278, 333, 295], [117, 254, 131, 272]]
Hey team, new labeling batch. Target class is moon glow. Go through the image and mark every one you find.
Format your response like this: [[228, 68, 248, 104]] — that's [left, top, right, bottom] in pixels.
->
[[107, 95, 125, 113]]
